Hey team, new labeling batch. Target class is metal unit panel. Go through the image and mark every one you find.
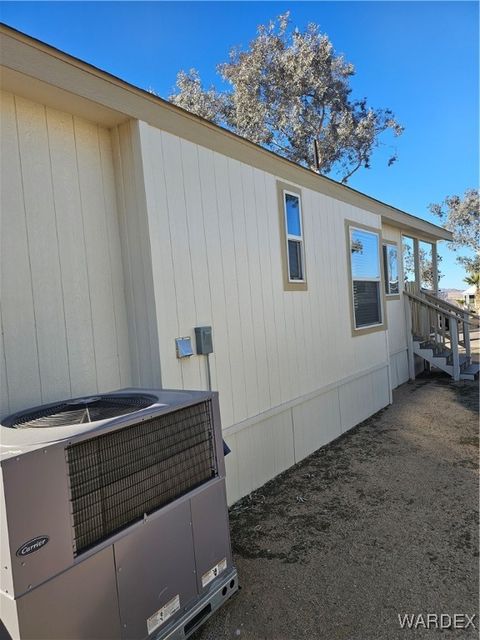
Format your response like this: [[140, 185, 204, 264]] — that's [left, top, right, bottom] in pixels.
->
[[14, 546, 121, 640], [0, 470, 14, 598], [156, 568, 238, 640], [114, 499, 197, 640], [190, 479, 232, 594], [1, 447, 73, 597]]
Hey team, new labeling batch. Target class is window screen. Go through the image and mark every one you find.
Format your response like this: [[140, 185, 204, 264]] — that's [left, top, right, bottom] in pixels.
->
[[353, 281, 381, 327], [349, 227, 382, 329]]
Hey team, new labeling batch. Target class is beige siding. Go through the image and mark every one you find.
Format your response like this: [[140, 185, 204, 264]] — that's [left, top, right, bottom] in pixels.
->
[[110, 121, 162, 389], [138, 121, 390, 435], [382, 223, 410, 389], [0, 92, 131, 417]]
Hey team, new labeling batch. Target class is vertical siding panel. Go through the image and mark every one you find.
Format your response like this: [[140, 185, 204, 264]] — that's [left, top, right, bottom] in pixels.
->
[[299, 189, 316, 394], [227, 158, 259, 417], [142, 129, 183, 389], [336, 202, 350, 376], [240, 164, 270, 413], [306, 189, 323, 387], [160, 131, 201, 389], [327, 198, 344, 381], [180, 138, 213, 390], [263, 173, 290, 403], [0, 307, 10, 416], [111, 125, 141, 386], [196, 146, 234, 427], [129, 123, 162, 387], [0, 92, 41, 414], [214, 152, 247, 422], [253, 168, 281, 408], [284, 292, 301, 399], [98, 127, 132, 388], [46, 107, 97, 397], [15, 95, 70, 403], [117, 122, 158, 387], [138, 126, 182, 389], [315, 190, 331, 386], [74, 116, 120, 391]]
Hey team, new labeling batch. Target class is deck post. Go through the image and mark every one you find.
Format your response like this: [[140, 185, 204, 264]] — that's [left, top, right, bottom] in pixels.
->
[[404, 294, 416, 381], [463, 312, 471, 364], [432, 243, 439, 295], [451, 320, 460, 381]]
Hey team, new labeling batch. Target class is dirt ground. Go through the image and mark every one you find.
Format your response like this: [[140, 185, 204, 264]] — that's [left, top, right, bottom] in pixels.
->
[[194, 374, 479, 640]]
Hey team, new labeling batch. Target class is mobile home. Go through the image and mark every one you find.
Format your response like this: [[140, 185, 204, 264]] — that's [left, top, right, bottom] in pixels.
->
[[2, 26, 469, 509]]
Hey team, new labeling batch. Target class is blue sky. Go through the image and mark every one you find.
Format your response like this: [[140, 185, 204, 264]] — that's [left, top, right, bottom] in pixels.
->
[[1, 1, 478, 288]]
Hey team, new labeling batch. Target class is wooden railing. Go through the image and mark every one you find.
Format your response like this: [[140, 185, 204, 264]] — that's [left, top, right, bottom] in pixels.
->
[[405, 283, 478, 342], [403, 286, 475, 381], [421, 289, 480, 326]]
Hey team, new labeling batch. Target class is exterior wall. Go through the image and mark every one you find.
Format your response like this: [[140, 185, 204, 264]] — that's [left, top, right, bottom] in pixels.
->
[[0, 89, 432, 505], [382, 223, 410, 389], [136, 120, 391, 503], [0, 92, 132, 417], [110, 121, 162, 389]]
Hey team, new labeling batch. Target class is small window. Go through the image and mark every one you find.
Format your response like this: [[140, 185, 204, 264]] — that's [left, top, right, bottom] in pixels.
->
[[419, 241, 434, 290], [349, 226, 383, 330], [402, 235, 416, 285], [284, 191, 305, 282], [383, 243, 399, 295]]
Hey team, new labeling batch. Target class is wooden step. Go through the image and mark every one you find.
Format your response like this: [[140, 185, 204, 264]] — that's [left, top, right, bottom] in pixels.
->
[[446, 353, 470, 369], [460, 364, 480, 381]]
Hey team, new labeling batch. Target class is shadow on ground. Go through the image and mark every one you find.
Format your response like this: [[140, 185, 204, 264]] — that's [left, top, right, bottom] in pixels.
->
[[193, 375, 479, 640]]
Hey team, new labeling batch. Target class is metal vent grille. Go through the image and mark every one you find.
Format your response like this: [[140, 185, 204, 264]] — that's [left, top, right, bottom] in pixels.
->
[[66, 401, 217, 555], [5, 394, 156, 428]]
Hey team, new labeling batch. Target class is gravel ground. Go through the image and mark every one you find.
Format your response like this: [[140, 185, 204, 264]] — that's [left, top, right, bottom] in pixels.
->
[[193, 374, 479, 640]]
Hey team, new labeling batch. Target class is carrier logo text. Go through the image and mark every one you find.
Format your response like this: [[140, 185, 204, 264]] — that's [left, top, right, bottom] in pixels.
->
[[16, 536, 50, 557]]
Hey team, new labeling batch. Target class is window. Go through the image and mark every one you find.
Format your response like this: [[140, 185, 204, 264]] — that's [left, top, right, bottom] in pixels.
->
[[383, 242, 399, 295], [402, 236, 416, 285], [419, 241, 434, 290], [348, 225, 383, 330], [284, 192, 304, 281], [277, 181, 307, 291]]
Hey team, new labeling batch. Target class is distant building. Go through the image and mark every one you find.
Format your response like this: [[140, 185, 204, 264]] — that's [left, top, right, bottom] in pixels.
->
[[438, 289, 465, 307], [463, 285, 479, 311]]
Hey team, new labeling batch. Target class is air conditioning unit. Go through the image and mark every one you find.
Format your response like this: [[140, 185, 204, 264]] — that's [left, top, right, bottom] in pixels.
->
[[0, 389, 238, 640]]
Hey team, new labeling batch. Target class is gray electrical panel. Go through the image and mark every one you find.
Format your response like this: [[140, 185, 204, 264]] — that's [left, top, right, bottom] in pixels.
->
[[195, 326, 213, 355]]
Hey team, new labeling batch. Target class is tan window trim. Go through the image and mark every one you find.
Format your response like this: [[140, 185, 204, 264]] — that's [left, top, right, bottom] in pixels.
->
[[345, 220, 388, 337], [277, 180, 307, 291]]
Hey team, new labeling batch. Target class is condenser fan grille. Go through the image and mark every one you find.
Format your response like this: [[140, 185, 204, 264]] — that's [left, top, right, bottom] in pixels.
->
[[66, 400, 217, 555], [6, 394, 156, 428]]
